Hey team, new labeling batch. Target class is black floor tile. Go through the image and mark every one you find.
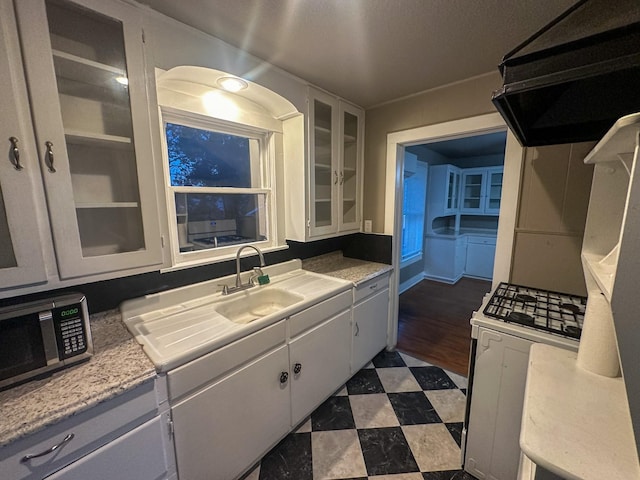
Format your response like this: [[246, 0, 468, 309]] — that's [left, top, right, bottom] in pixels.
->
[[410, 366, 457, 390], [445, 422, 464, 447], [423, 470, 478, 479], [461, 388, 467, 395], [259, 432, 312, 480], [388, 391, 442, 425], [358, 426, 419, 476], [345, 368, 385, 395], [311, 396, 356, 431], [372, 349, 406, 368]]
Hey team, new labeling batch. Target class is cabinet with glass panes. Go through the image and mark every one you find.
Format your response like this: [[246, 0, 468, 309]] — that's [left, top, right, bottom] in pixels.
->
[[304, 87, 363, 239], [14, 0, 161, 279]]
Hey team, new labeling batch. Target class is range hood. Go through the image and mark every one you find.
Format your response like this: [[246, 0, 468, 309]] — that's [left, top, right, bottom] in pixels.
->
[[492, 0, 640, 146]]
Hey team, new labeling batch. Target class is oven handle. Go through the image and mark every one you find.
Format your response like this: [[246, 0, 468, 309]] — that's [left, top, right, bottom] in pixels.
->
[[21, 433, 74, 462]]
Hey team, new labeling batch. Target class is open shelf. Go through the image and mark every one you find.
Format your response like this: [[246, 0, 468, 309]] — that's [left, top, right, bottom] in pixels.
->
[[52, 49, 125, 85], [584, 112, 640, 164], [582, 247, 618, 301]]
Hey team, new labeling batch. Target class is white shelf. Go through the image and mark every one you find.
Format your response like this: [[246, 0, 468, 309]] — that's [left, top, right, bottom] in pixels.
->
[[314, 198, 331, 203], [582, 247, 618, 301], [584, 112, 640, 164], [66, 130, 132, 148], [314, 125, 331, 136], [52, 49, 126, 86], [314, 162, 331, 170], [76, 202, 139, 209], [521, 345, 639, 480]]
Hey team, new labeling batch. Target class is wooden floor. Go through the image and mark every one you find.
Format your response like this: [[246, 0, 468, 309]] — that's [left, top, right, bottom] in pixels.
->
[[396, 277, 492, 376]]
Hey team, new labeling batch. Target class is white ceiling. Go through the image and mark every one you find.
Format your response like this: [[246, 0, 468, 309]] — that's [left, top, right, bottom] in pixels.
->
[[139, 0, 576, 108]]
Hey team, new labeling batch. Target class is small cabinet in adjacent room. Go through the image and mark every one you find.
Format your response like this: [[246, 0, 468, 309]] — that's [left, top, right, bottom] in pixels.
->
[[427, 164, 461, 218], [465, 235, 497, 280], [424, 235, 467, 283], [460, 166, 503, 215]]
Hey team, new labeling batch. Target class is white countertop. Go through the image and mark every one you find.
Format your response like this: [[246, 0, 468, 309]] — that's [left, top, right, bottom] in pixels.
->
[[520, 344, 640, 480], [121, 260, 352, 372]]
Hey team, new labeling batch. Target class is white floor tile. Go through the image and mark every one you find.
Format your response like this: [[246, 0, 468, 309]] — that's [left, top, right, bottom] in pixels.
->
[[376, 367, 422, 392], [311, 430, 367, 480], [349, 393, 400, 429], [402, 424, 462, 472], [425, 389, 466, 423]]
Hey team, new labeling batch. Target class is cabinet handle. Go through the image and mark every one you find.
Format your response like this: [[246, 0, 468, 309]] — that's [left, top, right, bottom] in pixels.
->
[[369, 284, 378, 290], [339, 171, 344, 185], [279, 371, 289, 384], [21, 433, 74, 462], [293, 363, 302, 375], [355, 322, 359, 336], [45, 141, 56, 173], [333, 170, 338, 184], [8, 137, 23, 170]]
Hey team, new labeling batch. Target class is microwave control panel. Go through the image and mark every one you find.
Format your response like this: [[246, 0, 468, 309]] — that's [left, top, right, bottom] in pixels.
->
[[53, 303, 89, 359]]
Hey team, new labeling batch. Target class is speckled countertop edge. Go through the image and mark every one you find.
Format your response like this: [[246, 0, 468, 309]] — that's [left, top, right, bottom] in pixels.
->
[[0, 309, 155, 447], [302, 251, 392, 285]]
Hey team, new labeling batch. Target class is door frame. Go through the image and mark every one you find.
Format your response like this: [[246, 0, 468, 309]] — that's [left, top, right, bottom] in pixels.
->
[[383, 112, 524, 349]]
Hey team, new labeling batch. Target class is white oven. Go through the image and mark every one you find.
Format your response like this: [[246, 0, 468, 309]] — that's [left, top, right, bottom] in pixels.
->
[[462, 282, 584, 480]]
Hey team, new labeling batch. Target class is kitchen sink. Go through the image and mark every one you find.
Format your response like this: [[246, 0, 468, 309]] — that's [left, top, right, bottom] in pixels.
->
[[214, 287, 304, 324]]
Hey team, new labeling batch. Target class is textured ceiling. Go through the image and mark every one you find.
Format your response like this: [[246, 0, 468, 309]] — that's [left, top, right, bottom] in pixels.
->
[[139, 0, 576, 108]]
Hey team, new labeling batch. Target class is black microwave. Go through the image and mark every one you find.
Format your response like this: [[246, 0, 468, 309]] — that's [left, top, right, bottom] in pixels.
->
[[0, 293, 92, 390]]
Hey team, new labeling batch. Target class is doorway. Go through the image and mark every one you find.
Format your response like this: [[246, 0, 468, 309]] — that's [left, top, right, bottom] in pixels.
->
[[383, 113, 525, 372]]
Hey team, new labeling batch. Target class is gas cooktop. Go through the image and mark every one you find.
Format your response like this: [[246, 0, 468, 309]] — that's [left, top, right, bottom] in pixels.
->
[[482, 282, 586, 340]]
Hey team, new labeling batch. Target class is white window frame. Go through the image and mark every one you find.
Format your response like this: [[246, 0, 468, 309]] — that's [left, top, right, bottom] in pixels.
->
[[159, 106, 280, 268]]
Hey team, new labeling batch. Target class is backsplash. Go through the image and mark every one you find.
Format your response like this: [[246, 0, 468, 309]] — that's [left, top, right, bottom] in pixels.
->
[[1, 234, 391, 314]]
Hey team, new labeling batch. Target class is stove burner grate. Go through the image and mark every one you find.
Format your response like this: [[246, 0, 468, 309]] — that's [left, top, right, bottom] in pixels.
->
[[482, 282, 586, 340]]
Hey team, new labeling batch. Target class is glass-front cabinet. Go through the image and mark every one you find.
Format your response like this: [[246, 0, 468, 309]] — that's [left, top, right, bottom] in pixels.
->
[[307, 87, 363, 238], [15, 0, 161, 279], [460, 166, 503, 215], [0, 0, 48, 288], [446, 167, 461, 214]]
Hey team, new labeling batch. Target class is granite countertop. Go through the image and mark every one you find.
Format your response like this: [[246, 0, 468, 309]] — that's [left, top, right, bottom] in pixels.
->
[[302, 251, 392, 285], [0, 310, 155, 447]]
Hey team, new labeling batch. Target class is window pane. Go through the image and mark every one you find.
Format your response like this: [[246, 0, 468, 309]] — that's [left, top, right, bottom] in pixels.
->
[[166, 123, 260, 188], [176, 192, 267, 252]]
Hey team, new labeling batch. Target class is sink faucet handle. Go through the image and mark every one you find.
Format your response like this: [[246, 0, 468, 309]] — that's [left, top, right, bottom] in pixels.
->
[[218, 284, 229, 295]]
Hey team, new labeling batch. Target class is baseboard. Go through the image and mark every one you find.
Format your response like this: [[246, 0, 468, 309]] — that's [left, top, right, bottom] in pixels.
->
[[462, 273, 492, 281], [423, 272, 464, 284], [399, 273, 425, 294]]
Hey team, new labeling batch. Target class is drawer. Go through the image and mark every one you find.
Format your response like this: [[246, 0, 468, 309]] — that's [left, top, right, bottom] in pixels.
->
[[167, 320, 286, 401], [466, 235, 497, 246], [354, 273, 390, 304], [289, 290, 352, 338], [1, 380, 157, 480]]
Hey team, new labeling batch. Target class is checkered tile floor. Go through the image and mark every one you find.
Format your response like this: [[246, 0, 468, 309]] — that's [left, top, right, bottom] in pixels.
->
[[242, 350, 477, 480]]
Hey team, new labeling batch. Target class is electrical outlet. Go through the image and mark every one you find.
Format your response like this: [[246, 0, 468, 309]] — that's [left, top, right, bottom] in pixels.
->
[[364, 220, 372, 233]]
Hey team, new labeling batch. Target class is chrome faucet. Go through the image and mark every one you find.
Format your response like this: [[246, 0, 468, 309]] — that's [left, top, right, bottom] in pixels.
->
[[221, 245, 266, 295]]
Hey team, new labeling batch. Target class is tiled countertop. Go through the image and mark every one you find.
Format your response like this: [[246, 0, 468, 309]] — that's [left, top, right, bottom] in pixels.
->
[[302, 251, 392, 285], [0, 310, 155, 447]]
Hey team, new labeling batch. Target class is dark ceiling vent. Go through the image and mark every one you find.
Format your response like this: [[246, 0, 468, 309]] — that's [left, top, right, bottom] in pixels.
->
[[492, 0, 640, 146]]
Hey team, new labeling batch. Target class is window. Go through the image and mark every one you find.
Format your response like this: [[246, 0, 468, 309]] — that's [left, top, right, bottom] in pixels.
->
[[401, 161, 427, 265], [162, 112, 275, 264]]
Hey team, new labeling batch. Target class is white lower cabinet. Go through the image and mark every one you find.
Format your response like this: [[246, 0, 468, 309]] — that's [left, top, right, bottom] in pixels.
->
[[465, 235, 497, 280], [352, 275, 390, 373], [171, 345, 291, 480], [45, 416, 167, 480], [424, 235, 467, 283], [290, 309, 352, 426], [0, 381, 171, 480]]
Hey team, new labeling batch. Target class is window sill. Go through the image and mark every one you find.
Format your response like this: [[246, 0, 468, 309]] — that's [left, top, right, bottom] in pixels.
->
[[160, 243, 290, 273], [400, 253, 423, 269]]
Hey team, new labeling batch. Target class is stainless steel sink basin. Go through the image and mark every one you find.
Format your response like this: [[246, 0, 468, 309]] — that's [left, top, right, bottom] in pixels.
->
[[215, 288, 304, 324]]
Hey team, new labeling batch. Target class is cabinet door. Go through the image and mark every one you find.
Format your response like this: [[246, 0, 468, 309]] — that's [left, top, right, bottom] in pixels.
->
[[484, 167, 503, 215], [338, 102, 363, 232], [465, 239, 496, 280], [445, 167, 461, 214], [352, 288, 389, 373], [308, 87, 339, 237], [0, 0, 47, 288], [45, 416, 167, 480], [290, 310, 351, 426], [15, 0, 161, 279], [171, 345, 290, 480], [461, 169, 485, 213]]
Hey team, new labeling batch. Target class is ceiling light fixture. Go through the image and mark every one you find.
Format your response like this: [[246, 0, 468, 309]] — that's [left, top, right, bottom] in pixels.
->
[[217, 76, 248, 93]]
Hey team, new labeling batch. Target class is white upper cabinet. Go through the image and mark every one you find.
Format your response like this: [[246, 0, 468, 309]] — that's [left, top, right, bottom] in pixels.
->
[[0, 0, 48, 288], [14, 0, 161, 279], [460, 166, 503, 215], [427, 164, 461, 219], [287, 87, 363, 241]]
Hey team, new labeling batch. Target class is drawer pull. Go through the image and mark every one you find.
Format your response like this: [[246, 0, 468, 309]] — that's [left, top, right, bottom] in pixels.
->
[[293, 363, 302, 375], [279, 371, 289, 384], [45, 141, 56, 173], [21, 433, 74, 462], [369, 284, 378, 290], [355, 322, 360, 336]]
